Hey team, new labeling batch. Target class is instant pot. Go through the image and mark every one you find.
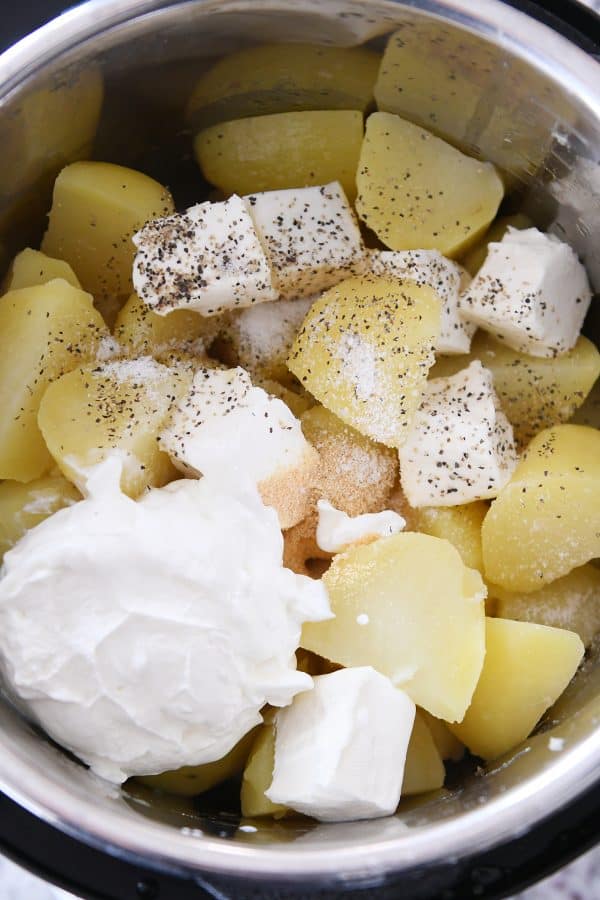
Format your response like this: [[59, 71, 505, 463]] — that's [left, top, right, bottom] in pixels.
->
[[0, 1, 599, 898]]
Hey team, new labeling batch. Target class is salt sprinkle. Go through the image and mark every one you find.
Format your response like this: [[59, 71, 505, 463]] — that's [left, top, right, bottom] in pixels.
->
[[548, 737, 565, 752], [356, 613, 370, 626], [238, 824, 258, 833]]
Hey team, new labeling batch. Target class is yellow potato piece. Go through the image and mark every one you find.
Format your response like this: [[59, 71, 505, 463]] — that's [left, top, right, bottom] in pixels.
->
[[401, 712, 446, 796], [194, 110, 363, 201], [302, 533, 486, 722], [482, 425, 600, 592], [571, 377, 600, 429], [4, 247, 81, 291], [431, 334, 600, 448], [186, 43, 380, 128], [288, 275, 440, 448], [241, 724, 287, 819], [419, 710, 464, 762], [113, 293, 220, 358], [301, 405, 397, 515], [449, 618, 584, 760], [136, 729, 256, 797], [356, 112, 503, 257], [2, 67, 103, 204], [38, 358, 189, 498], [410, 502, 488, 573], [0, 475, 81, 562], [460, 214, 533, 276], [0, 279, 109, 482], [42, 161, 174, 304], [492, 565, 600, 649]]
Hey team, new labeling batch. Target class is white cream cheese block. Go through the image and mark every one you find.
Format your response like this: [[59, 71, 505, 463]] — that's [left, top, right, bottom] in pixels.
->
[[399, 360, 518, 506], [266, 667, 415, 822]]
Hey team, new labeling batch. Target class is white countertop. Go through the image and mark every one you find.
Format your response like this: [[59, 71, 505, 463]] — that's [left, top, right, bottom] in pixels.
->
[[1, 844, 599, 899]]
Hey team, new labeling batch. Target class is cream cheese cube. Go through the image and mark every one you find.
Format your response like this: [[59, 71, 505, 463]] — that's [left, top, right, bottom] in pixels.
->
[[159, 366, 317, 528], [316, 499, 405, 554], [370, 249, 475, 354], [266, 667, 415, 822], [132, 195, 277, 317], [246, 182, 367, 299], [458, 227, 592, 357], [399, 361, 518, 507]]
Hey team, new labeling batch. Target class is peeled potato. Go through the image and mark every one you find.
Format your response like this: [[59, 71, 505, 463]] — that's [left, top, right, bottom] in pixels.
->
[[401, 712, 445, 796], [410, 502, 488, 573], [419, 710, 464, 762], [38, 358, 189, 498], [460, 214, 533, 276], [302, 533, 486, 722], [241, 724, 287, 819], [301, 405, 397, 515], [136, 729, 256, 797], [2, 66, 103, 204], [0, 279, 109, 482], [194, 110, 363, 201], [42, 161, 174, 304], [431, 333, 600, 447], [492, 565, 600, 649], [482, 425, 600, 592], [4, 247, 81, 292], [571, 378, 600, 429], [356, 112, 503, 257], [449, 618, 584, 760], [186, 43, 380, 128], [113, 293, 219, 358], [288, 275, 441, 448], [0, 475, 80, 561]]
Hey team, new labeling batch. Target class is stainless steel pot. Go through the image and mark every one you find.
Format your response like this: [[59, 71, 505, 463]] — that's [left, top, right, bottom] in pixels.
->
[[0, 1, 599, 897]]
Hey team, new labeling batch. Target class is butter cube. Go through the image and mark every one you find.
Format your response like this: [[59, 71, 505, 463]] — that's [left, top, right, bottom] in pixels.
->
[[399, 361, 518, 506], [246, 182, 366, 299], [458, 228, 591, 357], [132, 195, 277, 317], [160, 367, 317, 528], [266, 667, 415, 822]]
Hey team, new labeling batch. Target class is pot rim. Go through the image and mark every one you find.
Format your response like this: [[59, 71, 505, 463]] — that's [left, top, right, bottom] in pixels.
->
[[0, 0, 599, 883]]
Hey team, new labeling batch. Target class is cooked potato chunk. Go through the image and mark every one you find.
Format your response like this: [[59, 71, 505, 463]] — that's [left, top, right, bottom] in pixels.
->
[[38, 358, 189, 498], [136, 729, 256, 797], [4, 247, 81, 291], [401, 712, 445, 796], [186, 43, 380, 128], [482, 425, 600, 591], [460, 214, 533, 276], [113, 293, 220, 358], [301, 405, 397, 515], [3, 67, 103, 202], [571, 377, 600, 429], [410, 502, 488, 573], [356, 113, 503, 256], [449, 618, 584, 760], [241, 724, 287, 819], [302, 533, 486, 722], [0, 280, 109, 482], [431, 334, 600, 447], [0, 475, 80, 561], [194, 110, 363, 201], [288, 275, 440, 448], [42, 161, 174, 304], [492, 565, 600, 649], [419, 710, 464, 762]]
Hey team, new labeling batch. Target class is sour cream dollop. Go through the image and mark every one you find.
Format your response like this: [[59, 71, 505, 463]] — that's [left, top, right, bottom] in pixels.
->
[[0, 459, 331, 783]]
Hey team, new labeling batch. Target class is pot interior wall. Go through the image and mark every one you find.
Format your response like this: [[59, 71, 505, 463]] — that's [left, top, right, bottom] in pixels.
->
[[0, 0, 598, 868]]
